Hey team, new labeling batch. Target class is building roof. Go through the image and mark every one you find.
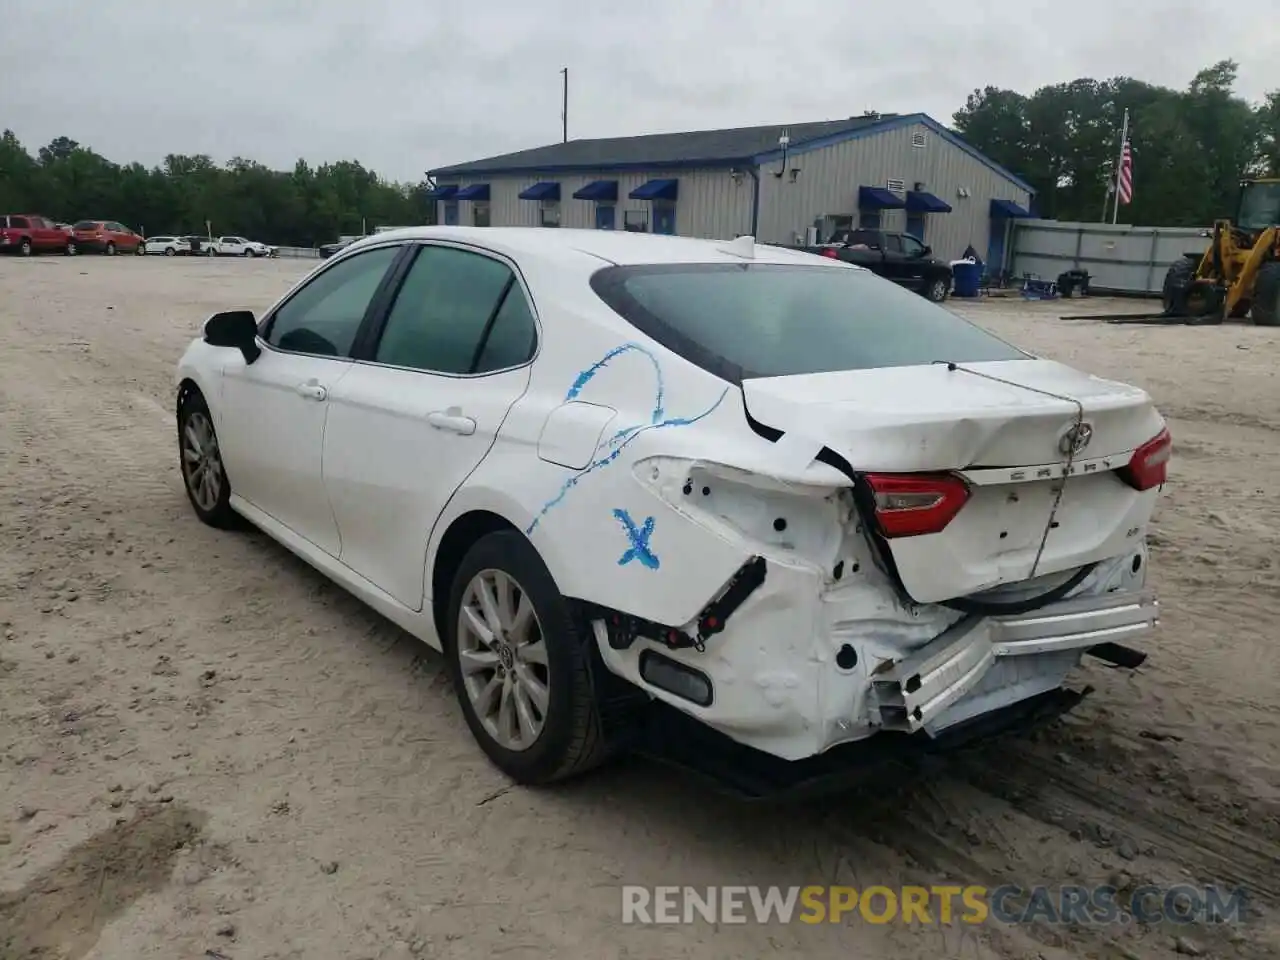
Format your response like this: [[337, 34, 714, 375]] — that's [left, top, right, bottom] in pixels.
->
[[431, 114, 896, 176], [428, 112, 1035, 195]]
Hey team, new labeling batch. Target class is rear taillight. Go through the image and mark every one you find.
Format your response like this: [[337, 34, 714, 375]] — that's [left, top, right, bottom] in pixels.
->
[[821, 248, 839, 259], [1118, 427, 1171, 491], [864, 473, 970, 538]]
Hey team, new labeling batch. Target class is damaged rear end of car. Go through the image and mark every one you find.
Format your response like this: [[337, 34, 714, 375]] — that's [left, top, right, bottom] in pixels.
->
[[583, 254, 1167, 786]]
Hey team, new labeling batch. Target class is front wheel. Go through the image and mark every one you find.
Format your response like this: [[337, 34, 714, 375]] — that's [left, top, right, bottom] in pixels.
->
[[19, 238, 32, 257], [1253, 262, 1280, 327], [65, 241, 77, 256], [135, 243, 146, 256], [243, 249, 255, 258], [925, 276, 950, 302], [178, 390, 239, 529], [445, 530, 613, 785], [164, 247, 176, 257], [105, 241, 117, 256]]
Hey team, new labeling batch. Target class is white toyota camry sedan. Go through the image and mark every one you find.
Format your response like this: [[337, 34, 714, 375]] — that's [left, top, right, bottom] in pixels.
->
[[173, 227, 1169, 790]]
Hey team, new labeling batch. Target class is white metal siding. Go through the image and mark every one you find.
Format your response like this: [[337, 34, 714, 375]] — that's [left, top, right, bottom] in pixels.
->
[[434, 168, 752, 239], [433, 122, 1029, 260], [756, 122, 1032, 260]]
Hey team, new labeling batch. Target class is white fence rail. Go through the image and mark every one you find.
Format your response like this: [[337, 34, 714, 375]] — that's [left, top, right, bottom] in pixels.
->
[[1012, 219, 1206, 296], [273, 246, 322, 259]]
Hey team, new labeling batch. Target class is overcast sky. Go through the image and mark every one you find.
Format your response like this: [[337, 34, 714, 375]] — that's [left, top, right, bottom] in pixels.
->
[[4, 0, 1276, 183]]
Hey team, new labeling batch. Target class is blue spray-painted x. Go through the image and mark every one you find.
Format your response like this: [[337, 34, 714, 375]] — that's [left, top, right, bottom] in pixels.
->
[[613, 509, 659, 569]]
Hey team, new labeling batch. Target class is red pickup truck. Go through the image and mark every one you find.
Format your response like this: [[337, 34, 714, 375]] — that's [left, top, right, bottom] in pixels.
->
[[0, 215, 74, 256]]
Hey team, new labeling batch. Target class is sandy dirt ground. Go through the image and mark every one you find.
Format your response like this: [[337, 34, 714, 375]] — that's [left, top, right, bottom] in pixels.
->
[[1, 254, 1278, 960]]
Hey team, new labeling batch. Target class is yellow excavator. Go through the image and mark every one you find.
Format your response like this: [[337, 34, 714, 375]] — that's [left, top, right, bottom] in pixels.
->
[[1160, 177, 1280, 326]]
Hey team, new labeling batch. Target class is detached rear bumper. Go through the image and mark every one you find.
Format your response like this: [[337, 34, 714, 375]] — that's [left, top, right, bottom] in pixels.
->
[[872, 588, 1158, 734]]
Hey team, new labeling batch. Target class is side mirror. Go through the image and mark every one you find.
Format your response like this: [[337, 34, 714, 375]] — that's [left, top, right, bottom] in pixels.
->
[[204, 310, 261, 364], [921, 245, 932, 257]]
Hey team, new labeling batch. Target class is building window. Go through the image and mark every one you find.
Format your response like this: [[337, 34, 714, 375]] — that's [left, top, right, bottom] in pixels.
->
[[539, 201, 561, 228], [472, 202, 491, 227], [652, 202, 677, 236], [858, 210, 882, 229], [905, 213, 926, 241], [443, 202, 459, 226], [623, 209, 649, 233]]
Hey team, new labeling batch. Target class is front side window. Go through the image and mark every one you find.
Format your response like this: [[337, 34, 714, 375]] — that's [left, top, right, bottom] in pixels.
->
[[591, 262, 1026, 383], [901, 235, 926, 257], [374, 245, 536, 375], [265, 245, 400, 356]]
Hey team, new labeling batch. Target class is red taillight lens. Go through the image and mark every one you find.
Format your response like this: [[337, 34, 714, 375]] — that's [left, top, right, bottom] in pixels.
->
[[1118, 427, 1171, 491], [864, 472, 971, 538], [821, 248, 839, 259]]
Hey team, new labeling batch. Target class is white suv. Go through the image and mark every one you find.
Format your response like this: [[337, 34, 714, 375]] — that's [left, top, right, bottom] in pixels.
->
[[142, 236, 191, 256], [210, 236, 274, 258]]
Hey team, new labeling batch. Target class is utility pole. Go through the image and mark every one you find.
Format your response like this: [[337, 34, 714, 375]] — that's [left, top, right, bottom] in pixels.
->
[[561, 67, 568, 143]]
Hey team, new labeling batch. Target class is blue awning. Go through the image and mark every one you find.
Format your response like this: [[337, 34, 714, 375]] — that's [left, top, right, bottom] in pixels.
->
[[573, 180, 619, 202], [455, 184, 490, 201], [905, 190, 952, 213], [518, 182, 561, 201], [858, 186, 905, 210], [990, 198, 1031, 218], [424, 185, 459, 201], [629, 179, 679, 202]]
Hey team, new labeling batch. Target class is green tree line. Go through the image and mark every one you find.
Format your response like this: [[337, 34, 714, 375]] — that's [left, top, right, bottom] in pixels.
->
[[954, 60, 1280, 226], [0, 133, 436, 247]]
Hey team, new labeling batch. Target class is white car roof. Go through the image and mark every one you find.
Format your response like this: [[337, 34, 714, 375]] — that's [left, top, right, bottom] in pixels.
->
[[345, 226, 839, 268]]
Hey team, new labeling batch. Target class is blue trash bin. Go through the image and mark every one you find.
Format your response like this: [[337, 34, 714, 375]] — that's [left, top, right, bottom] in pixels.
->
[[952, 260, 981, 298]]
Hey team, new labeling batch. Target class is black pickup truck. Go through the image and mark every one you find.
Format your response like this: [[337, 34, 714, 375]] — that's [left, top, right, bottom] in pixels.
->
[[799, 229, 953, 302]]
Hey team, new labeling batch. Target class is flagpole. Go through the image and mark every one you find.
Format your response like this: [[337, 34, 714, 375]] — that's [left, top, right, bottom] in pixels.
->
[[1111, 108, 1129, 225]]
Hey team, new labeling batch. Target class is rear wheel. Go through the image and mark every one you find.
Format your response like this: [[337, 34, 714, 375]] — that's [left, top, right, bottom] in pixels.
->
[[165, 246, 176, 257], [1161, 258, 1195, 314], [105, 241, 117, 256], [178, 389, 239, 529], [207, 247, 217, 257], [1253, 262, 1280, 327], [445, 530, 613, 784], [64, 241, 77, 256], [18, 238, 32, 257]]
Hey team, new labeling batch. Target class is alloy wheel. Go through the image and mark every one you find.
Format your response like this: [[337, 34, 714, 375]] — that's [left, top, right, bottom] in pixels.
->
[[181, 411, 223, 512], [455, 568, 550, 751]]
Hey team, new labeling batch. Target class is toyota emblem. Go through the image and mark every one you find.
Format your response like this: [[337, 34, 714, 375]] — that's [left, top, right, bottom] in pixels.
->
[[1058, 422, 1094, 456]]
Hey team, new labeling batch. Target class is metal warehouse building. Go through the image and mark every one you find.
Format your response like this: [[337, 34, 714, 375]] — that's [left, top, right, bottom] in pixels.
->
[[426, 112, 1034, 266]]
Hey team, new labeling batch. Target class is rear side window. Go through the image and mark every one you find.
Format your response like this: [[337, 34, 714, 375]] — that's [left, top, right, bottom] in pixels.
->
[[9, 216, 29, 228], [590, 263, 1026, 382], [374, 245, 536, 375], [73, 221, 97, 230]]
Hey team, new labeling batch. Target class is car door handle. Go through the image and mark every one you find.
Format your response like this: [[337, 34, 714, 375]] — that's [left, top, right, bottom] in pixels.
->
[[295, 382, 327, 401], [427, 410, 477, 435]]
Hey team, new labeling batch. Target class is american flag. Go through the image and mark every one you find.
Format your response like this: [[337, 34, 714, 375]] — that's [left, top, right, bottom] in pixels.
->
[[1117, 139, 1133, 205]]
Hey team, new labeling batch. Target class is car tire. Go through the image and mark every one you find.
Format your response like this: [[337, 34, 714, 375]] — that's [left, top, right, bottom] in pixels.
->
[[926, 276, 950, 302], [177, 388, 239, 529], [207, 247, 217, 257], [105, 241, 116, 256], [445, 530, 613, 785], [65, 242, 77, 256], [135, 243, 145, 256], [165, 247, 176, 257], [19, 238, 32, 257], [243, 249, 255, 258]]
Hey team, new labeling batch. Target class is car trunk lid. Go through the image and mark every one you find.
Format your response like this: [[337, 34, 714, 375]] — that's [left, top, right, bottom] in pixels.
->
[[741, 359, 1168, 603]]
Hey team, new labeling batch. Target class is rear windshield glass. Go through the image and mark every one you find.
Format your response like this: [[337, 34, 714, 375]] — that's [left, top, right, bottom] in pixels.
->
[[590, 263, 1026, 382], [73, 221, 98, 229]]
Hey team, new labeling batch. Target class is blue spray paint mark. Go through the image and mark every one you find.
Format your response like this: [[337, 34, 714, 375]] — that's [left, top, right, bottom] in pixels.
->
[[613, 509, 659, 569], [525, 342, 730, 535]]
